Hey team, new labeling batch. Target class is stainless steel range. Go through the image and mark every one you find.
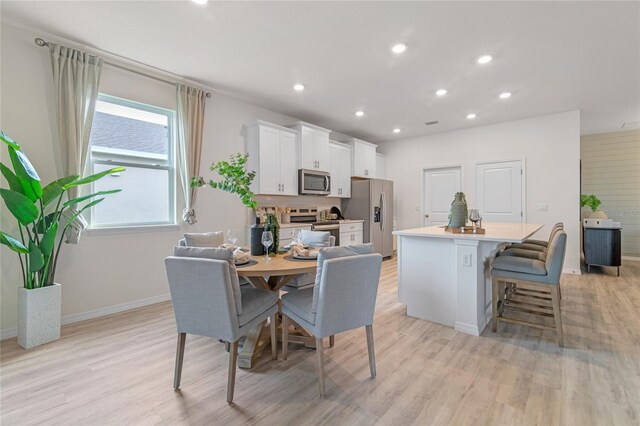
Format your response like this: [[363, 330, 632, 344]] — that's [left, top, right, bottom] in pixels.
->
[[288, 207, 340, 245]]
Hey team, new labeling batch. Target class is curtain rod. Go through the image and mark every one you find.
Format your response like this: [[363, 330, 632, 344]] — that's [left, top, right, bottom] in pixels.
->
[[34, 37, 212, 98]]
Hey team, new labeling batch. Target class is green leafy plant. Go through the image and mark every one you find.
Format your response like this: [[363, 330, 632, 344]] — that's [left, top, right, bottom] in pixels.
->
[[192, 153, 257, 212], [581, 194, 602, 212], [0, 132, 124, 289]]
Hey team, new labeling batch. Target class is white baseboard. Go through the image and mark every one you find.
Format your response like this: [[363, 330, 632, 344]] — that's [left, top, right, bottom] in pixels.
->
[[563, 267, 581, 275], [0, 293, 171, 341], [622, 256, 640, 262]]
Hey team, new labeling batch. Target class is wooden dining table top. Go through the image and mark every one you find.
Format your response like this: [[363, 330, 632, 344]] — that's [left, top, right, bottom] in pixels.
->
[[236, 253, 317, 278]]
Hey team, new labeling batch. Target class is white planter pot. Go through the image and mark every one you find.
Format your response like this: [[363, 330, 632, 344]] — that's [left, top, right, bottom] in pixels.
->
[[18, 283, 61, 349], [590, 210, 608, 219]]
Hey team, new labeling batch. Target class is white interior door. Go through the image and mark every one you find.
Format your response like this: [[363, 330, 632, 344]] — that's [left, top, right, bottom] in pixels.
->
[[423, 166, 461, 226], [476, 160, 523, 223]]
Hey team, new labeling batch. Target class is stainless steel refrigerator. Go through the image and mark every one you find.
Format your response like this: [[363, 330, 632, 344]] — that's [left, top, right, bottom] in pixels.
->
[[342, 178, 394, 258]]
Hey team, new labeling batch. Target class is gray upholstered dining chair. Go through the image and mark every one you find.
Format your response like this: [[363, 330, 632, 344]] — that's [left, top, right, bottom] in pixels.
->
[[177, 231, 225, 248], [282, 233, 335, 292], [491, 230, 567, 346], [280, 244, 382, 396], [165, 247, 278, 403]]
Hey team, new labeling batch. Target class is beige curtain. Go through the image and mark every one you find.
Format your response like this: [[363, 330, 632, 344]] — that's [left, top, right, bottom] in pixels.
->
[[176, 84, 207, 225], [49, 42, 103, 243]]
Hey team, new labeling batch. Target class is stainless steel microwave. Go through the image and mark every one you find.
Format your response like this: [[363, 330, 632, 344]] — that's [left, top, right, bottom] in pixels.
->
[[298, 169, 330, 196]]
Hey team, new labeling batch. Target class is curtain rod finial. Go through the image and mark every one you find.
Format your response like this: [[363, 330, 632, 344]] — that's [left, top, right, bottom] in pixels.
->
[[35, 37, 48, 47], [206, 92, 212, 98]]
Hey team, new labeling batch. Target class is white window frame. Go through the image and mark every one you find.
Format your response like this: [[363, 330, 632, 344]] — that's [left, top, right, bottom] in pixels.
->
[[88, 94, 176, 229]]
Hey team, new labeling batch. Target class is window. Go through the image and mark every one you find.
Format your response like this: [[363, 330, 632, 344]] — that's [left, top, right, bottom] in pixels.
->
[[88, 94, 175, 227]]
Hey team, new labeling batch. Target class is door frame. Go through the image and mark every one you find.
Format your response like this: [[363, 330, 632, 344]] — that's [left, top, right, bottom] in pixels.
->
[[474, 157, 527, 223], [420, 164, 464, 227]]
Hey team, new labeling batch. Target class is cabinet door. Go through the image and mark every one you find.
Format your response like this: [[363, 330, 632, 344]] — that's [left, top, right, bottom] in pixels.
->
[[352, 143, 366, 177], [258, 125, 281, 194], [279, 131, 298, 195], [376, 154, 385, 179], [299, 126, 316, 170], [339, 146, 352, 197], [328, 144, 341, 197], [364, 144, 377, 177], [353, 231, 363, 245], [314, 130, 330, 171]]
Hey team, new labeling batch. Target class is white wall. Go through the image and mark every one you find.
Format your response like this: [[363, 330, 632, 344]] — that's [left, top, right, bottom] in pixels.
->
[[378, 111, 581, 273], [0, 23, 305, 336], [581, 130, 640, 257]]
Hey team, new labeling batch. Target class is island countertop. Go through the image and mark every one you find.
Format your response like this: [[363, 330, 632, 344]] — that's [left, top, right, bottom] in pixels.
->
[[393, 222, 544, 243]]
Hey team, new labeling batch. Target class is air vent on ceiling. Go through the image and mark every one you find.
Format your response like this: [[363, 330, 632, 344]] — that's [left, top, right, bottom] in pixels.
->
[[425, 120, 440, 126], [621, 121, 640, 129]]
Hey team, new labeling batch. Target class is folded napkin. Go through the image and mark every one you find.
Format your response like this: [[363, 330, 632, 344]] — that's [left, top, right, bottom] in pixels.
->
[[233, 247, 249, 263], [219, 243, 237, 250], [291, 243, 319, 258]]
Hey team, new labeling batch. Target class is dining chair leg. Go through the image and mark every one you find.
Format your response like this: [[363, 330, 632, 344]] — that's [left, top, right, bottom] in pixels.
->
[[227, 340, 239, 403], [329, 335, 335, 347], [316, 337, 325, 397], [558, 283, 562, 300], [173, 333, 186, 389], [270, 313, 277, 360], [550, 285, 564, 347], [491, 278, 499, 332], [282, 314, 289, 360], [365, 325, 376, 378]]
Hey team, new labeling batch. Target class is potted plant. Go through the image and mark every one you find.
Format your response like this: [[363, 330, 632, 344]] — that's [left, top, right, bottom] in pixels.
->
[[581, 194, 607, 219], [0, 132, 124, 348], [192, 153, 262, 253]]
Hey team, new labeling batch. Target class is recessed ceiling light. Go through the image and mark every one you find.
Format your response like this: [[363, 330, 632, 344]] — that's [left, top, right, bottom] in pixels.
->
[[477, 55, 493, 64], [466, 113, 477, 119], [355, 111, 365, 117], [192, 0, 208, 4], [393, 128, 401, 133], [436, 89, 448, 96], [391, 43, 407, 54], [293, 84, 305, 91], [499, 92, 512, 99]]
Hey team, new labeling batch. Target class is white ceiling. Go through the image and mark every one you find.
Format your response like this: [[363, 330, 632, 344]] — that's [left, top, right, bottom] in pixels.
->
[[2, 1, 639, 143]]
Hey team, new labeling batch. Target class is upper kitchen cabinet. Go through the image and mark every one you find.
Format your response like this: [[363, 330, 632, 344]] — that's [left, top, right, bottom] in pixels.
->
[[346, 138, 377, 178], [329, 141, 352, 198], [245, 120, 298, 196], [287, 121, 331, 172], [376, 153, 385, 179]]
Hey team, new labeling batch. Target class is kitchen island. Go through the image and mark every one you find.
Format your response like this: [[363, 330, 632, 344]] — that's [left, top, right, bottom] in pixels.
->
[[393, 222, 543, 336]]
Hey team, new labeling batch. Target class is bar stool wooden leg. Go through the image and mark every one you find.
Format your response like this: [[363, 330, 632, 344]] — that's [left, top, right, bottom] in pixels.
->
[[492, 277, 499, 332], [550, 285, 564, 347]]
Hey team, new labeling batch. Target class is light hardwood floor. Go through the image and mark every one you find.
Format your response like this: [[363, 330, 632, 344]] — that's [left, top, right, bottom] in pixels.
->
[[1, 258, 639, 425]]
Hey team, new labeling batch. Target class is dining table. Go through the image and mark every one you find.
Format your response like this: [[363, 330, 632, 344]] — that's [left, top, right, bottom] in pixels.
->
[[235, 252, 318, 369]]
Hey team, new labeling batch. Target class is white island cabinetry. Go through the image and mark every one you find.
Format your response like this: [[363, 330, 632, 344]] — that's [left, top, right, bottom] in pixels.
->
[[394, 222, 543, 336], [246, 120, 298, 196]]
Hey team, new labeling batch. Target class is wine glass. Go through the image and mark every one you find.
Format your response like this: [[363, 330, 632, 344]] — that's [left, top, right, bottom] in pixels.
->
[[261, 231, 273, 261], [292, 229, 302, 246], [469, 209, 482, 234], [227, 229, 238, 248]]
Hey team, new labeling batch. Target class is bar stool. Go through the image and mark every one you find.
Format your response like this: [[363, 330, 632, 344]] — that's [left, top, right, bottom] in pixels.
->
[[491, 230, 567, 346]]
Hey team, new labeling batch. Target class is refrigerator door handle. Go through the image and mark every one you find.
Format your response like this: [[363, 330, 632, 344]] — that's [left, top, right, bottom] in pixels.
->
[[380, 192, 385, 231]]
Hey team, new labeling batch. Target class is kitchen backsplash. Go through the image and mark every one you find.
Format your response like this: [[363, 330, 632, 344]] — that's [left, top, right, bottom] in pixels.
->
[[253, 195, 340, 212]]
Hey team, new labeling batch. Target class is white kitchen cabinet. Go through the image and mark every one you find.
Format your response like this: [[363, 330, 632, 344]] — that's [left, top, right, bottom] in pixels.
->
[[245, 120, 298, 196], [339, 222, 363, 246], [376, 153, 385, 179], [288, 121, 331, 172], [347, 138, 377, 178], [329, 141, 352, 198]]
